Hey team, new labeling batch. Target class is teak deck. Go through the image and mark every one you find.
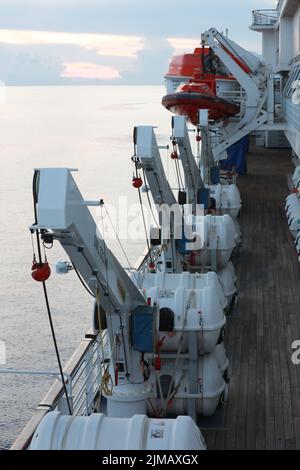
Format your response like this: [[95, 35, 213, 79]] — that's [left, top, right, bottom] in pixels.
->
[[202, 143, 300, 450]]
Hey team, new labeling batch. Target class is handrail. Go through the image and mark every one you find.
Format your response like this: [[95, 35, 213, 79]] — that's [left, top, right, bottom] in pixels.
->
[[252, 9, 277, 26], [135, 246, 161, 275]]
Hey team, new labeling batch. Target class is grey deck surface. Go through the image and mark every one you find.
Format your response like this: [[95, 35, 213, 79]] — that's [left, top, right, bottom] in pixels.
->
[[202, 144, 300, 450]]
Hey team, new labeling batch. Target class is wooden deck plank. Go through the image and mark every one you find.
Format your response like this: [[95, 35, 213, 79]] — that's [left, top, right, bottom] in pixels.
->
[[294, 417, 300, 449], [202, 430, 216, 450], [266, 417, 276, 450], [234, 362, 249, 449], [246, 349, 257, 449], [265, 363, 274, 419], [255, 336, 266, 449], [224, 375, 239, 450], [214, 430, 226, 450]]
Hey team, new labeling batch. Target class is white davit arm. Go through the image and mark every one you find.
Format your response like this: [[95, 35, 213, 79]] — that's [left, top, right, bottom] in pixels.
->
[[32, 167, 147, 383], [133, 126, 182, 273], [205, 28, 263, 76], [172, 116, 204, 209], [202, 28, 266, 105], [201, 28, 272, 160], [34, 168, 145, 310], [134, 126, 177, 207]]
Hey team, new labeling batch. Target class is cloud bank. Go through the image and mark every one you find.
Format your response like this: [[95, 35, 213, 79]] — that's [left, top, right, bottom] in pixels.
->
[[0, 0, 275, 85]]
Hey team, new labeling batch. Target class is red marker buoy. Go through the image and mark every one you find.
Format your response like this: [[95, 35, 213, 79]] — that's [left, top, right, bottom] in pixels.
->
[[32, 262, 51, 282], [132, 177, 143, 189]]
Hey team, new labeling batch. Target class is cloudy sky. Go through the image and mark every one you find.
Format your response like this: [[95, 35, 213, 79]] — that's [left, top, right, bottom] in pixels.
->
[[0, 0, 277, 85]]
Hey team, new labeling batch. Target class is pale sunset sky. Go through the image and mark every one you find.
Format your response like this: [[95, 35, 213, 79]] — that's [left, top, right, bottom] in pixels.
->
[[0, 0, 277, 85]]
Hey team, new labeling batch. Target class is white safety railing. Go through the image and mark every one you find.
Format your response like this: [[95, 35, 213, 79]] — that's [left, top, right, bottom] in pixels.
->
[[2, 329, 109, 450], [217, 89, 246, 105], [69, 332, 109, 416], [252, 9, 277, 26], [136, 246, 161, 275]]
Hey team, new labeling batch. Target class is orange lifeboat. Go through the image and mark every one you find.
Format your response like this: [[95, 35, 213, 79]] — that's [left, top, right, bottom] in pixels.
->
[[162, 48, 241, 125], [162, 80, 240, 125]]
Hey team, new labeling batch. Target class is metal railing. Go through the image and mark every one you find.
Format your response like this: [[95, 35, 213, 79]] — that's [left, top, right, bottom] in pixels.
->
[[252, 9, 278, 26], [135, 246, 161, 274], [2, 329, 109, 450], [216, 89, 246, 104]]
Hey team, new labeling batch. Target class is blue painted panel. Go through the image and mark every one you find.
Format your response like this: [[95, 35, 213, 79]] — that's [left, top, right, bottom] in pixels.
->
[[219, 136, 249, 176]]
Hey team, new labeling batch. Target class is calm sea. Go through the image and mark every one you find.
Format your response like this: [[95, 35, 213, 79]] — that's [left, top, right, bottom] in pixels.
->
[[0, 86, 174, 448]]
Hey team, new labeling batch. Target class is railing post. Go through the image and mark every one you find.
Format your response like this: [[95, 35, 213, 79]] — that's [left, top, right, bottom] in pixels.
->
[[96, 334, 102, 394], [85, 347, 93, 415], [57, 373, 73, 414]]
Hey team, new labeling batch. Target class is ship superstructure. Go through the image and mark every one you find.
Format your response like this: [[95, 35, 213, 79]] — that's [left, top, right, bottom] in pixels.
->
[[250, 0, 300, 154]]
